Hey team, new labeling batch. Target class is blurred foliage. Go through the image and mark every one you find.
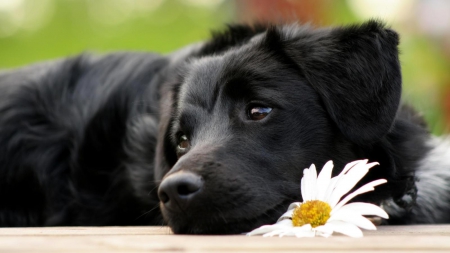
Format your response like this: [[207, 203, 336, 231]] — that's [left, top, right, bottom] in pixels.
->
[[0, 0, 234, 68]]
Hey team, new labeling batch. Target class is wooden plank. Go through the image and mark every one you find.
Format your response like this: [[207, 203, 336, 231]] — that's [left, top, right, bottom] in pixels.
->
[[0, 226, 172, 236], [0, 225, 449, 252]]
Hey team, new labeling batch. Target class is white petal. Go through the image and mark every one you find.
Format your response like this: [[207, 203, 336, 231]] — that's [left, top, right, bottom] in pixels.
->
[[332, 179, 387, 212], [336, 202, 389, 219], [247, 226, 277, 236], [293, 227, 316, 238], [323, 160, 364, 202], [262, 224, 315, 238], [316, 161, 334, 200], [323, 177, 339, 202], [277, 202, 302, 222], [317, 231, 332, 238], [309, 164, 318, 199], [301, 176, 306, 201], [337, 160, 367, 178], [328, 161, 379, 207], [302, 164, 317, 201], [325, 220, 364, 238], [302, 169, 310, 201], [246, 219, 293, 236], [280, 225, 315, 238], [328, 161, 370, 207], [293, 225, 314, 237], [287, 202, 302, 210], [277, 231, 294, 237], [263, 230, 284, 237], [328, 209, 376, 230], [313, 225, 334, 237], [274, 219, 294, 227], [297, 224, 312, 231], [278, 210, 294, 222]]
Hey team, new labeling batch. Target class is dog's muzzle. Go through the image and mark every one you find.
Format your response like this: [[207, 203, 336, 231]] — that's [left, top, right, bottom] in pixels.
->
[[158, 171, 204, 211]]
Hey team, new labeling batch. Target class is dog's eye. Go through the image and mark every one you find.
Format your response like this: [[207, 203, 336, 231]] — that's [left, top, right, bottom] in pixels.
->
[[177, 135, 190, 151], [248, 106, 272, 121]]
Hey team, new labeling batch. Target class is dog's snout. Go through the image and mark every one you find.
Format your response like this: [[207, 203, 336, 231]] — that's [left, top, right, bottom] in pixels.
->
[[158, 172, 203, 210]]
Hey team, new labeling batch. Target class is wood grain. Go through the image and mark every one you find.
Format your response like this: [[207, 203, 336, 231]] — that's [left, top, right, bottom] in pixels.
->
[[1, 225, 449, 252]]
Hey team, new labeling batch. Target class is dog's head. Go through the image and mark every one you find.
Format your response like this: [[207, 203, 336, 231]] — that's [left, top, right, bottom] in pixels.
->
[[155, 20, 402, 234]]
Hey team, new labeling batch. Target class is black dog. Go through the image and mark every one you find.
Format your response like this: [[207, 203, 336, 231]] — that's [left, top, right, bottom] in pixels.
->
[[1, 20, 449, 234]]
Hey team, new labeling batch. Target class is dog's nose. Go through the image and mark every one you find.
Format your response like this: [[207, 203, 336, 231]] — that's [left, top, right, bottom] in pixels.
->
[[158, 172, 203, 211]]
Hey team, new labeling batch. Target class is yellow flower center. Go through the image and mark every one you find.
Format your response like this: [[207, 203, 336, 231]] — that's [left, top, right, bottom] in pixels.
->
[[292, 200, 332, 228]]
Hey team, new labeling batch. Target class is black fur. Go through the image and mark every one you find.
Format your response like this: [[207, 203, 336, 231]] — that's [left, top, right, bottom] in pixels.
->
[[0, 20, 449, 233]]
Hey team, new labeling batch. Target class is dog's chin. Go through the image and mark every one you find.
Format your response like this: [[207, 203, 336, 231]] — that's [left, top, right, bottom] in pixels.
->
[[162, 202, 289, 235]]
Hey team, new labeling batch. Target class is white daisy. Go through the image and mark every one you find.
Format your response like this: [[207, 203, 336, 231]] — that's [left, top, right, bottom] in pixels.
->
[[246, 159, 389, 238]]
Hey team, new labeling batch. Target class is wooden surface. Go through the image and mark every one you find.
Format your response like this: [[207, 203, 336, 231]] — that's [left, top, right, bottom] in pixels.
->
[[1, 225, 450, 252]]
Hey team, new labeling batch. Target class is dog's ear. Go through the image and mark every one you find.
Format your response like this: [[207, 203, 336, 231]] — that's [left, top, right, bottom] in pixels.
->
[[272, 20, 401, 144]]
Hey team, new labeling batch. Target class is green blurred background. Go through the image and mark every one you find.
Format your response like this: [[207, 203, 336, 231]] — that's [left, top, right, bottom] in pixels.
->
[[1, 0, 450, 134]]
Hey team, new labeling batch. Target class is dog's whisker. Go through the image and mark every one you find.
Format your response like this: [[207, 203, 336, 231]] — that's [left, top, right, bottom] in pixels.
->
[[213, 206, 228, 224], [134, 203, 161, 221], [147, 185, 159, 196]]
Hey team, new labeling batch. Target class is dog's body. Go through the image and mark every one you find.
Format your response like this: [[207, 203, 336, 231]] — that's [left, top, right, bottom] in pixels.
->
[[1, 21, 450, 233]]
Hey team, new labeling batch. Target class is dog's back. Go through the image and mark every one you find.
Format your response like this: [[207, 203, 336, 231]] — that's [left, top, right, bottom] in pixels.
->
[[0, 53, 167, 226]]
